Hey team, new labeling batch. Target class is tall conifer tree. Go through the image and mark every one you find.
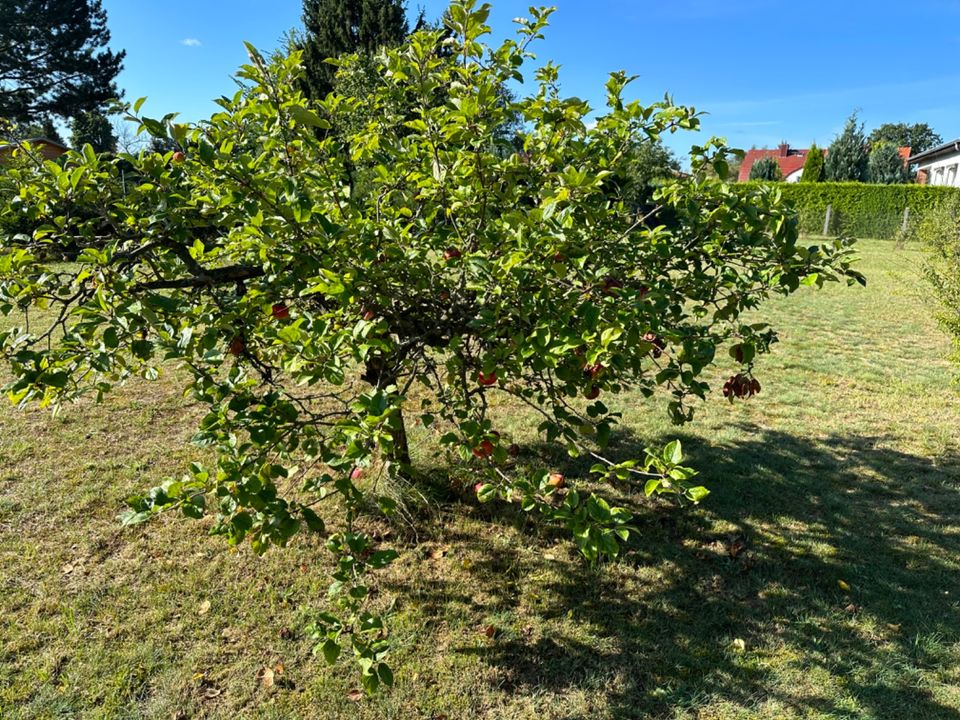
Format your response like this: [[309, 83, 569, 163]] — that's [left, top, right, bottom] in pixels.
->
[[300, 0, 409, 100], [0, 0, 125, 124], [826, 113, 868, 182]]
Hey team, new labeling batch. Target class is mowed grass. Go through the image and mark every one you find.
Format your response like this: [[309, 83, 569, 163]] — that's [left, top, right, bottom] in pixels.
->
[[2, 237, 960, 720]]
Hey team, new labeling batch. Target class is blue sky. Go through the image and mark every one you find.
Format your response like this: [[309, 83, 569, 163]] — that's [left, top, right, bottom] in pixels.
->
[[102, 0, 960, 159]]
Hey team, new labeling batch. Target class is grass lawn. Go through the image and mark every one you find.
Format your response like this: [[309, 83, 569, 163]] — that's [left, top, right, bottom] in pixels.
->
[[2, 237, 959, 719]]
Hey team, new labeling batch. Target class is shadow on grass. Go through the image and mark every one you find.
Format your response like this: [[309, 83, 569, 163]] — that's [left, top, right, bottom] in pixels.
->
[[414, 425, 960, 719]]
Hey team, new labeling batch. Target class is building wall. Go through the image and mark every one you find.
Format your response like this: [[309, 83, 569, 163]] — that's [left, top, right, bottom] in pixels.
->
[[0, 141, 67, 165], [917, 150, 960, 188]]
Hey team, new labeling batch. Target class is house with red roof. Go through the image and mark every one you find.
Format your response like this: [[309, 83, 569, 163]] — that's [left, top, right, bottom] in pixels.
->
[[738, 144, 823, 183], [0, 137, 68, 164], [739, 143, 912, 182]]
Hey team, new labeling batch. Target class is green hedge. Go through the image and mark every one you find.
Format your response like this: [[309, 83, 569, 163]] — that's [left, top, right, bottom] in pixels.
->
[[741, 182, 960, 239]]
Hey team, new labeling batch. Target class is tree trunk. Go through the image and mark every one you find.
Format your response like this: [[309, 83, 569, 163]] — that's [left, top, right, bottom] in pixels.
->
[[390, 405, 412, 472], [363, 355, 412, 475]]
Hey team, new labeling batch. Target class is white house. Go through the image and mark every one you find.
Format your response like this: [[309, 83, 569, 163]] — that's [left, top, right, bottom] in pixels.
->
[[910, 140, 960, 187]]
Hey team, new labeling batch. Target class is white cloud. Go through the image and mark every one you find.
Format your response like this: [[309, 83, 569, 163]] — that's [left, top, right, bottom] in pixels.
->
[[181, 38, 202, 47]]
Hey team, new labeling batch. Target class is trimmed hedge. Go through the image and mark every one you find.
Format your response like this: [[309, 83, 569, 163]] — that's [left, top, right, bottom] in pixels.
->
[[741, 182, 960, 239]]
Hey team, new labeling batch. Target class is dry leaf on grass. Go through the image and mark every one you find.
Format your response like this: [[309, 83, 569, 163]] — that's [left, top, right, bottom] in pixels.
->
[[257, 666, 275, 688]]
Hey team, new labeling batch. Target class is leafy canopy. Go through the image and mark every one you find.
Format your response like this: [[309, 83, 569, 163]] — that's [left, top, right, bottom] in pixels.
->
[[0, 0, 125, 124], [0, 1, 864, 690], [868, 122, 942, 156]]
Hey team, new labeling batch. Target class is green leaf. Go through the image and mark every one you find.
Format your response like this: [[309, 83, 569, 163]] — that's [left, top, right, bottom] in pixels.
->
[[377, 663, 394, 687], [663, 440, 683, 465], [320, 638, 340, 665], [289, 105, 331, 130], [301, 507, 325, 534], [687, 485, 710, 503], [476, 484, 497, 503]]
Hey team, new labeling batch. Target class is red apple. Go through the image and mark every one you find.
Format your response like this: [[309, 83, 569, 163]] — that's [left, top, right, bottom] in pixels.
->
[[443, 247, 462, 261], [362, 308, 376, 321], [172, 151, 186, 163], [472, 439, 494, 458], [474, 481, 485, 494], [601, 277, 623, 296], [477, 371, 498, 387], [271, 303, 290, 320], [582, 362, 604, 379], [547, 472, 565, 489], [228, 336, 245, 356], [507, 443, 521, 457], [585, 386, 600, 400], [351, 467, 363, 480], [643, 332, 665, 359]]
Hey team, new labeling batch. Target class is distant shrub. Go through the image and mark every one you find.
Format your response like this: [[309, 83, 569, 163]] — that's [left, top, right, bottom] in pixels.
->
[[915, 196, 960, 363], [800, 143, 824, 183], [749, 156, 782, 181]]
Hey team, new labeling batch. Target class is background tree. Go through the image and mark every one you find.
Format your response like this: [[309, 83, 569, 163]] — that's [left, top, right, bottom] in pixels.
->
[[300, 0, 409, 101], [69, 110, 116, 153], [800, 143, 824, 183], [826, 113, 868, 182], [0, 3, 863, 690], [611, 138, 680, 211], [749, 155, 783, 181], [867, 142, 907, 184], [868, 122, 942, 155], [0, 0, 125, 124], [112, 117, 149, 155]]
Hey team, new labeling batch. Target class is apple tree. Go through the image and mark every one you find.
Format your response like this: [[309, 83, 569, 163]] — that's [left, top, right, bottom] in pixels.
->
[[0, 1, 864, 690]]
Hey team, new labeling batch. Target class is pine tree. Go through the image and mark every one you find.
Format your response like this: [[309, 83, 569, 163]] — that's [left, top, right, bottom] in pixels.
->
[[867, 142, 907, 184], [0, 0, 125, 123], [300, 0, 409, 101], [800, 143, 824, 183], [749, 156, 783, 182], [826, 113, 868, 182], [70, 110, 115, 153]]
